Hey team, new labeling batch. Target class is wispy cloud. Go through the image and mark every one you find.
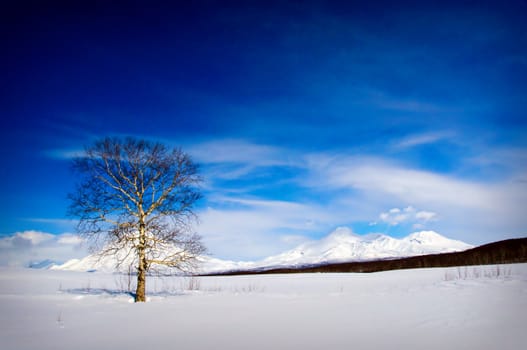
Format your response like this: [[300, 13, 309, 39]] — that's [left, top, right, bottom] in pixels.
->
[[188, 139, 294, 167], [393, 131, 455, 150], [187, 139, 304, 188], [306, 155, 497, 210], [43, 148, 84, 160]]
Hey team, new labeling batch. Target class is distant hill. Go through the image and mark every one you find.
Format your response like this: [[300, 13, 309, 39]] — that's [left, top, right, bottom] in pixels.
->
[[206, 237, 527, 276]]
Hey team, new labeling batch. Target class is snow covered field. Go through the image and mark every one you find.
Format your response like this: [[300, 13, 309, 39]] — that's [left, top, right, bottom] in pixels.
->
[[1, 264, 526, 350]]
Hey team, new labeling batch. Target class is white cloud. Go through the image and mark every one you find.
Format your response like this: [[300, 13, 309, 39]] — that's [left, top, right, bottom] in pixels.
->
[[377, 206, 438, 227], [16, 230, 54, 245], [0, 231, 87, 267], [415, 210, 438, 222], [393, 131, 455, 149], [57, 234, 84, 245]]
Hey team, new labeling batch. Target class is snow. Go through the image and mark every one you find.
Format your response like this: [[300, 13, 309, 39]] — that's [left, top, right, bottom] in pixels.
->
[[1, 264, 526, 350], [51, 229, 473, 274]]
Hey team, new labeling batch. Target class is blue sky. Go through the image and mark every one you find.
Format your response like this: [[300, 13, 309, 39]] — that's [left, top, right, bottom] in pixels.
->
[[1, 1, 526, 264]]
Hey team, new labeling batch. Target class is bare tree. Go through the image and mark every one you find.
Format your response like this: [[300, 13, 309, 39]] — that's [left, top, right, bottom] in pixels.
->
[[68, 137, 205, 302]]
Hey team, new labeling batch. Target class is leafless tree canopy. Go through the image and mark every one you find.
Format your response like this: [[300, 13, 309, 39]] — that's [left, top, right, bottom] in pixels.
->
[[68, 137, 205, 301]]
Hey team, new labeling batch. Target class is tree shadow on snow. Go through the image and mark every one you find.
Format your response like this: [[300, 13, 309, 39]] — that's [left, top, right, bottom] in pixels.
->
[[62, 287, 136, 298], [62, 288, 186, 298]]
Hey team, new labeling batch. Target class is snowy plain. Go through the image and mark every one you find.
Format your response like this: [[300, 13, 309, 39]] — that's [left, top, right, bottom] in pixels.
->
[[1, 264, 526, 350]]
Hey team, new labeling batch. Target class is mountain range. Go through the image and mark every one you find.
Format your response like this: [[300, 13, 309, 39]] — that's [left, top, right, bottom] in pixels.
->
[[51, 228, 473, 274]]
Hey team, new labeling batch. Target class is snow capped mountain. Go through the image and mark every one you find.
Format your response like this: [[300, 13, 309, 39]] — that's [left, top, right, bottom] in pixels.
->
[[52, 228, 473, 274], [256, 228, 472, 268]]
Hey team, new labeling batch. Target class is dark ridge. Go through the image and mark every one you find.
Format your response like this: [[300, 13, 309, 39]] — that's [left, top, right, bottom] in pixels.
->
[[202, 237, 527, 276]]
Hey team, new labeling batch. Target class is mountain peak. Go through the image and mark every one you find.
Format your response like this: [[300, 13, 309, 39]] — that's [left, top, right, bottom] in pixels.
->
[[404, 231, 471, 250], [406, 230, 446, 243], [323, 227, 359, 243]]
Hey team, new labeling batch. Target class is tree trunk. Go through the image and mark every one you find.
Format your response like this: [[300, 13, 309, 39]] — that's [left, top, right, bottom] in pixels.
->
[[135, 218, 147, 302], [135, 254, 147, 302]]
